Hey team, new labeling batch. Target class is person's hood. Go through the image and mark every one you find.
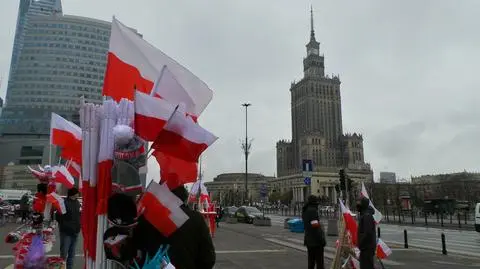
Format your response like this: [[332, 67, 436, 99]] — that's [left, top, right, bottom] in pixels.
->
[[359, 197, 370, 213]]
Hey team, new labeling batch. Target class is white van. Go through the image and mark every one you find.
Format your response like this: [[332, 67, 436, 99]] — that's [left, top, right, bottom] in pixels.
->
[[475, 203, 480, 232]]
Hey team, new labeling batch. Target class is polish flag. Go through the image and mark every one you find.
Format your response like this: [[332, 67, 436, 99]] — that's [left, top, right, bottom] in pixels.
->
[[103, 18, 213, 113], [52, 165, 75, 189], [339, 199, 359, 246], [27, 166, 47, 181], [138, 181, 189, 237], [153, 150, 198, 190], [360, 182, 383, 224], [376, 238, 392, 259], [348, 255, 360, 269], [188, 180, 209, 205], [134, 91, 176, 141], [50, 113, 82, 164], [150, 66, 199, 121], [152, 109, 218, 162], [66, 160, 81, 179], [46, 193, 66, 215]]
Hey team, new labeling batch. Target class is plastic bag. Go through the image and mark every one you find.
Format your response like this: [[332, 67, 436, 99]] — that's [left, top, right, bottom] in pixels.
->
[[23, 235, 46, 269]]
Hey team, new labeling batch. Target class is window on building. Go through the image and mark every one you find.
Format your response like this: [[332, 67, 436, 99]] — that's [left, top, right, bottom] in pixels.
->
[[20, 146, 44, 157]]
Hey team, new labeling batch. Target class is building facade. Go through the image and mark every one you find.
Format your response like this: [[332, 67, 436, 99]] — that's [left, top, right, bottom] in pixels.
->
[[204, 173, 274, 205], [275, 9, 372, 204], [1, 14, 111, 137], [0, 6, 111, 189], [379, 172, 396, 184]]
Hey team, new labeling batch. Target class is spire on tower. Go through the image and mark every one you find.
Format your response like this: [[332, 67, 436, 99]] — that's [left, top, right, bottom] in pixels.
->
[[310, 5, 316, 41]]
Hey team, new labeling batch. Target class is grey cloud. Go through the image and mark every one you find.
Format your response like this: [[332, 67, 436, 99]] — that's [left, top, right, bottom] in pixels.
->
[[1, 0, 480, 182]]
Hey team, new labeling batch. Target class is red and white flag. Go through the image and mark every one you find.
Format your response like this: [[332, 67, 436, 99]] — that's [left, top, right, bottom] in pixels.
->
[[50, 113, 82, 164], [52, 165, 75, 189], [103, 17, 213, 113], [138, 181, 189, 237], [46, 193, 66, 215], [150, 66, 199, 120], [360, 182, 383, 224], [339, 199, 359, 246], [27, 166, 47, 181], [153, 151, 198, 190], [376, 238, 392, 259], [134, 91, 176, 141], [66, 160, 81, 179], [152, 109, 217, 162]]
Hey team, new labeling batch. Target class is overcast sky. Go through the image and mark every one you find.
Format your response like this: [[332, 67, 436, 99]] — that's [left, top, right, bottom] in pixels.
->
[[1, 0, 480, 183]]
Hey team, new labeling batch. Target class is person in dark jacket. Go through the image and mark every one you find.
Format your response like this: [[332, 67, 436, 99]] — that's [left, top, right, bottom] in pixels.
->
[[302, 195, 326, 269], [357, 197, 376, 269], [132, 185, 216, 269], [57, 187, 81, 269], [19, 193, 30, 223]]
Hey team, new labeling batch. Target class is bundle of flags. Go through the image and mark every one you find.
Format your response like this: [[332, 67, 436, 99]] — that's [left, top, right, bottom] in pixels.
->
[[75, 17, 217, 269], [338, 182, 392, 268]]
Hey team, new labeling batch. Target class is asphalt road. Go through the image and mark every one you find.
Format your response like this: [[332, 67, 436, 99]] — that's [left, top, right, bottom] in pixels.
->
[[268, 214, 480, 259], [224, 220, 480, 269], [0, 222, 311, 269]]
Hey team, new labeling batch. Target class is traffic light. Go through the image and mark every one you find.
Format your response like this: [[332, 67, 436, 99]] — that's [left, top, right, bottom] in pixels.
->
[[347, 176, 353, 192], [339, 169, 346, 190]]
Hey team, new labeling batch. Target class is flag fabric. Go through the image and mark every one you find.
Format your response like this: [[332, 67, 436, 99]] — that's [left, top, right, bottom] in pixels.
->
[[339, 199, 358, 246], [27, 166, 47, 181], [152, 151, 197, 190], [152, 109, 218, 162], [150, 66, 198, 121], [97, 99, 117, 215], [50, 113, 82, 164], [138, 181, 189, 237], [376, 238, 392, 259], [46, 193, 66, 215], [66, 160, 81, 179], [80, 103, 101, 265], [134, 91, 176, 141], [360, 182, 383, 224], [52, 165, 75, 189], [103, 17, 213, 115]]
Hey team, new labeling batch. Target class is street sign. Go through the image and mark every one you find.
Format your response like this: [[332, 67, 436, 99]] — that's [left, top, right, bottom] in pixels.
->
[[304, 177, 311, 185], [259, 184, 268, 197]]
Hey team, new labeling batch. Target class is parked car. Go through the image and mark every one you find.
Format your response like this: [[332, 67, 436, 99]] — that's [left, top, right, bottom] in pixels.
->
[[222, 206, 238, 218], [235, 206, 263, 224]]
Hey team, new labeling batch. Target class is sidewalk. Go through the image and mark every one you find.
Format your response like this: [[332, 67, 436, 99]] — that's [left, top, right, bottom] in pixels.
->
[[266, 211, 475, 231], [220, 222, 480, 269]]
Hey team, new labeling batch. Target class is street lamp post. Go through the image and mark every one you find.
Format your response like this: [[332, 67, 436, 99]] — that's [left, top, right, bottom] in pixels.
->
[[241, 103, 252, 205]]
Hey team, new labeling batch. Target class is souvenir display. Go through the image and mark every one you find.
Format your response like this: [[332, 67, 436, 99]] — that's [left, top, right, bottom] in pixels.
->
[[331, 183, 392, 269], [15, 15, 218, 269]]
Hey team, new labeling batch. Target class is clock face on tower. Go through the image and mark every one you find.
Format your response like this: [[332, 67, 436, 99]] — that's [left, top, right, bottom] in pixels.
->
[[308, 48, 319, 56]]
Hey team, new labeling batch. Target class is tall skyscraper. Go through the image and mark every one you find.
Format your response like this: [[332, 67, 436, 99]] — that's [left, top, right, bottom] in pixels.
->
[[8, 0, 63, 86], [0, 11, 111, 167], [274, 8, 372, 203]]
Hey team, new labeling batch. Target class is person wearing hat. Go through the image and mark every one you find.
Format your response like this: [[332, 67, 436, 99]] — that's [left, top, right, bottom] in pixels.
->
[[57, 187, 81, 269], [302, 195, 326, 269]]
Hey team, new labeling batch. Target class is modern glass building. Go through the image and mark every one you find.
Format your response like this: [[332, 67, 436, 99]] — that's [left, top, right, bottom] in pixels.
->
[[8, 0, 63, 86], [0, 14, 111, 166]]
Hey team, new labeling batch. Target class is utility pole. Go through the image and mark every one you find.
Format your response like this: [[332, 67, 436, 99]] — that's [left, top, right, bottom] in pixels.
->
[[241, 103, 252, 205]]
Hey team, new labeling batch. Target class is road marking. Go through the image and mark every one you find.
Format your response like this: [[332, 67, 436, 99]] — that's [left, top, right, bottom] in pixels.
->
[[0, 250, 286, 260], [384, 240, 480, 258], [411, 238, 480, 250], [264, 238, 404, 266], [0, 254, 84, 259], [216, 249, 286, 254]]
